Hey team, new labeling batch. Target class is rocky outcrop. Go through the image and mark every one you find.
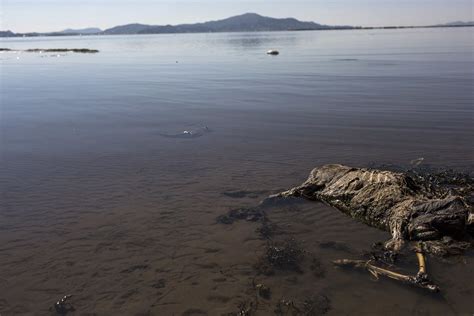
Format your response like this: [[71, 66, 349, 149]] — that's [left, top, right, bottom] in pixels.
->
[[271, 164, 473, 255]]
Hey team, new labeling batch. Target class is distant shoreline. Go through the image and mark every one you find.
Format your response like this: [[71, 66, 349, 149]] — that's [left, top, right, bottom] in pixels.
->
[[2, 13, 473, 38], [0, 25, 474, 38], [0, 18, 474, 38], [1, 24, 472, 39]]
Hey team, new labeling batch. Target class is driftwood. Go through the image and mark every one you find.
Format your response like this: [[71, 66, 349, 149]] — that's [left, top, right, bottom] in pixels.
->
[[333, 249, 439, 293]]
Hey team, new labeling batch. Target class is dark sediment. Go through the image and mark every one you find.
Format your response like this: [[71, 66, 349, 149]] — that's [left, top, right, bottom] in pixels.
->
[[255, 239, 305, 275]]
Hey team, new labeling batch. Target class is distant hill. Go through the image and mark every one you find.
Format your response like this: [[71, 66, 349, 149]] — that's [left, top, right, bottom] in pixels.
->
[[2, 14, 474, 38], [435, 21, 474, 27], [102, 24, 152, 35], [60, 27, 102, 34], [103, 13, 340, 35], [0, 30, 16, 37]]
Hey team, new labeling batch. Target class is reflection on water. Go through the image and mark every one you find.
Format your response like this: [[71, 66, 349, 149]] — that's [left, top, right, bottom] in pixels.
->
[[0, 28, 473, 315], [223, 32, 298, 50]]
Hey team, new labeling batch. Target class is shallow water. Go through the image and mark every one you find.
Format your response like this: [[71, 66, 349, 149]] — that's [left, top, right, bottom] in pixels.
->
[[1, 28, 473, 315]]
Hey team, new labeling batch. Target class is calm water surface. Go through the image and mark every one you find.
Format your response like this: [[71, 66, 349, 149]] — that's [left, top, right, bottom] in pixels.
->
[[1, 28, 473, 315]]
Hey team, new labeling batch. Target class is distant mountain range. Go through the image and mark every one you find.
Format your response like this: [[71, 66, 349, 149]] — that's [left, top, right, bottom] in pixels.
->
[[435, 21, 474, 27], [102, 13, 344, 35], [1, 13, 473, 38], [60, 27, 103, 35]]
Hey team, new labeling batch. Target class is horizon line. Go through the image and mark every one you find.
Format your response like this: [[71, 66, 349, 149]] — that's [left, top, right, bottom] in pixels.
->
[[2, 12, 473, 34]]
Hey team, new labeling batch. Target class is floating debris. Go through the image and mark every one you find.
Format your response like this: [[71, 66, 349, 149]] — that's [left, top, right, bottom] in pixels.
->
[[255, 283, 271, 300], [410, 157, 425, 167], [334, 246, 439, 293], [231, 163, 473, 293], [159, 126, 211, 139], [236, 300, 255, 316], [52, 295, 74, 315]]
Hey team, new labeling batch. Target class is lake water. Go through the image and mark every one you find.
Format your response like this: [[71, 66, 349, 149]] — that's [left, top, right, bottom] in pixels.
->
[[1, 28, 473, 315]]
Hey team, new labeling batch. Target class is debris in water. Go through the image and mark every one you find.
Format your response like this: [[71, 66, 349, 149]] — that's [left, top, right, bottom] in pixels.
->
[[269, 164, 473, 256], [236, 300, 255, 316], [52, 295, 74, 315], [159, 126, 211, 139], [255, 283, 271, 299], [333, 246, 439, 293], [410, 157, 425, 166], [256, 238, 305, 274]]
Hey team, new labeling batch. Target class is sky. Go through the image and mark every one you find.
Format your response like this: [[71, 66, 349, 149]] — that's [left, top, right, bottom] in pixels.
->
[[1, 0, 473, 33]]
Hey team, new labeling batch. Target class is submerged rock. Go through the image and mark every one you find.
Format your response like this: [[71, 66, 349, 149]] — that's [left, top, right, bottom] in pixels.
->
[[269, 164, 473, 255]]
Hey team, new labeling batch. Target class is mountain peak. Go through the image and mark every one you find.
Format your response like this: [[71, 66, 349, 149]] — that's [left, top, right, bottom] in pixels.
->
[[102, 13, 329, 35], [239, 13, 263, 17]]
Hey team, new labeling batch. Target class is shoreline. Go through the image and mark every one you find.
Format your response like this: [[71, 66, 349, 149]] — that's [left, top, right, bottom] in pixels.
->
[[1, 24, 473, 39]]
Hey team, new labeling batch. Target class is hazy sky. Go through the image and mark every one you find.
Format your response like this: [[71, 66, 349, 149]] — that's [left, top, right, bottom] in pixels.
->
[[1, 0, 473, 32]]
